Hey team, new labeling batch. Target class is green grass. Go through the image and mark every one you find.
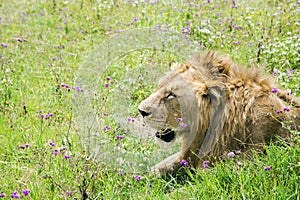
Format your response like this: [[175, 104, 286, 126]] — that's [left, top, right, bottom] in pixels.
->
[[0, 0, 299, 199]]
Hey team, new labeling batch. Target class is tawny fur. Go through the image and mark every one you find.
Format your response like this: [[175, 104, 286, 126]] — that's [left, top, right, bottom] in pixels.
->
[[138, 51, 300, 176]]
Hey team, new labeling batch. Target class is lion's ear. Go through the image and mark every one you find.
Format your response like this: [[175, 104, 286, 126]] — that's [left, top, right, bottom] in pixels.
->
[[205, 51, 231, 76], [191, 51, 231, 77], [171, 63, 190, 73]]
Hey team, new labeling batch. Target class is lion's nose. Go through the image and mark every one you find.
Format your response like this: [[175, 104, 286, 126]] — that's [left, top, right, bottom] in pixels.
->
[[138, 109, 151, 117]]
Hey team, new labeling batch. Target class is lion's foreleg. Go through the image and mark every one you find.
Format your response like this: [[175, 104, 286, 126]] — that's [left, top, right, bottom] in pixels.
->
[[151, 151, 183, 176]]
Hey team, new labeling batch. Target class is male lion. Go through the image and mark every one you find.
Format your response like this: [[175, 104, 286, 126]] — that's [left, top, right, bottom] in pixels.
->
[[138, 51, 300, 176]]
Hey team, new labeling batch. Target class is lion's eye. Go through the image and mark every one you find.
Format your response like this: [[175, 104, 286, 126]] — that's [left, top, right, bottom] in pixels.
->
[[165, 93, 176, 100]]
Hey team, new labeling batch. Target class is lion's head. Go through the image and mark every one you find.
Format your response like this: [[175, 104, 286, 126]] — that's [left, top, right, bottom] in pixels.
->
[[138, 64, 199, 144], [138, 56, 227, 155]]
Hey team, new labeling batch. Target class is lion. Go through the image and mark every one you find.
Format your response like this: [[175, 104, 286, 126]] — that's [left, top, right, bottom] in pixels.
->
[[138, 50, 300, 176]]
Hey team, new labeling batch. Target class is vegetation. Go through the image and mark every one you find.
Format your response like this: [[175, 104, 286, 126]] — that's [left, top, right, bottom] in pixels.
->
[[0, 0, 299, 199]]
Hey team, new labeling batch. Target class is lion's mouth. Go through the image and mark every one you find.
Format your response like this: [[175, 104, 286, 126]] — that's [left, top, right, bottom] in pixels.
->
[[155, 128, 175, 142]]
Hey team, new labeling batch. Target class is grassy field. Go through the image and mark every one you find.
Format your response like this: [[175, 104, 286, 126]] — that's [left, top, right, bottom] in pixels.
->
[[1, 0, 299, 199]]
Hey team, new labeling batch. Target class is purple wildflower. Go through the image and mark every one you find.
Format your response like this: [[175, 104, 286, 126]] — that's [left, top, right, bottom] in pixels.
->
[[264, 166, 272, 171], [177, 118, 183, 122], [0, 192, 5, 197], [40, 115, 45, 119], [16, 38, 23, 42], [227, 152, 235, 157], [49, 142, 55, 147], [180, 159, 189, 167], [283, 107, 290, 112], [75, 86, 83, 92], [104, 83, 109, 87], [22, 189, 30, 196], [64, 155, 71, 159], [18, 145, 25, 149], [133, 17, 139, 22], [288, 69, 294, 74], [53, 149, 59, 156], [106, 76, 111, 81], [271, 88, 278, 93], [104, 126, 110, 131], [25, 143, 30, 148], [60, 147, 67, 154], [275, 110, 283, 114], [118, 171, 124, 176], [103, 112, 108, 117], [180, 123, 188, 127], [135, 175, 141, 181], [127, 117, 135, 123], [150, 0, 158, 4], [10, 191, 20, 199], [1, 43, 7, 48], [66, 191, 72, 195], [202, 160, 210, 169], [182, 26, 191, 34], [203, 160, 210, 165], [116, 135, 125, 139]]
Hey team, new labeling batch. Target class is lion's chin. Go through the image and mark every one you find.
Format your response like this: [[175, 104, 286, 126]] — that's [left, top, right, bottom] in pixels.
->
[[155, 128, 175, 143]]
